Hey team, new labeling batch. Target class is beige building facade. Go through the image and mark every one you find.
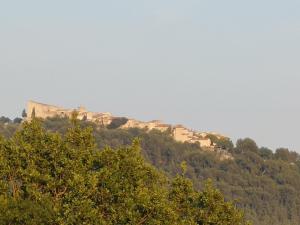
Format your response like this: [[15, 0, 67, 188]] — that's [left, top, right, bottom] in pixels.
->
[[172, 125, 212, 148], [121, 119, 170, 133], [27, 101, 113, 126], [26, 100, 227, 150]]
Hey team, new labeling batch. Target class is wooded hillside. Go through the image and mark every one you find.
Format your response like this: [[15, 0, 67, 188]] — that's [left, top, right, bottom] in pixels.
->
[[1, 116, 300, 224]]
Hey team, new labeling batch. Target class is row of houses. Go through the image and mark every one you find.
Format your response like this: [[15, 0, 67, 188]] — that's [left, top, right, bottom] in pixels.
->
[[121, 120, 216, 148]]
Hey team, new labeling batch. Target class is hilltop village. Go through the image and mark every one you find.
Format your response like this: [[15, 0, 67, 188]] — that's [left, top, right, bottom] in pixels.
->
[[26, 101, 228, 150]]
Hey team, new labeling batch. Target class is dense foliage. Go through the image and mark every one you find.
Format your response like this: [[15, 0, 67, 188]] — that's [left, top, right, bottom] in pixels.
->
[[40, 117, 300, 225], [1, 116, 300, 224], [90, 129, 300, 225], [0, 118, 249, 225]]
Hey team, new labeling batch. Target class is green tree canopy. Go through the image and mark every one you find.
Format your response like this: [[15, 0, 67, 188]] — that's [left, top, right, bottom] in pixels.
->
[[0, 119, 249, 225], [22, 109, 27, 118], [236, 138, 259, 153]]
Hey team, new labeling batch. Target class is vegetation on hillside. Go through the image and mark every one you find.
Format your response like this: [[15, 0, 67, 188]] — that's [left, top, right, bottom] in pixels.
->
[[1, 115, 300, 224], [0, 117, 249, 225]]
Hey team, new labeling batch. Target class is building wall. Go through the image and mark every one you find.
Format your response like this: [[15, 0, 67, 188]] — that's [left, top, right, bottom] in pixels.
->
[[121, 119, 170, 132], [27, 101, 72, 119], [172, 126, 213, 147], [173, 127, 193, 143], [26, 101, 113, 125], [26, 101, 226, 151], [121, 119, 148, 129], [198, 139, 212, 147]]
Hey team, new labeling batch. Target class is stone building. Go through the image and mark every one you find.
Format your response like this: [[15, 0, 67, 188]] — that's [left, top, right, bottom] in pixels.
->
[[172, 125, 212, 148], [26, 100, 113, 126], [121, 119, 170, 133], [26, 100, 227, 150]]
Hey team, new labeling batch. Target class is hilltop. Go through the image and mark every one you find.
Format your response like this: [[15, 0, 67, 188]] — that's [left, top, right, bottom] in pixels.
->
[[26, 100, 233, 159]]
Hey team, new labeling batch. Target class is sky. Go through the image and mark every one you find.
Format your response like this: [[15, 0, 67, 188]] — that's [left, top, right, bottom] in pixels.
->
[[1, 0, 300, 152]]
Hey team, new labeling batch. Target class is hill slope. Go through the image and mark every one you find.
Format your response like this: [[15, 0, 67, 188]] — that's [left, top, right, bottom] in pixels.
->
[[0, 118, 249, 225], [1, 116, 300, 225]]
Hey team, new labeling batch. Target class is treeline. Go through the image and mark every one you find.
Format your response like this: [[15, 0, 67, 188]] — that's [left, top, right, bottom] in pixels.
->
[[0, 117, 249, 225], [1, 116, 300, 224]]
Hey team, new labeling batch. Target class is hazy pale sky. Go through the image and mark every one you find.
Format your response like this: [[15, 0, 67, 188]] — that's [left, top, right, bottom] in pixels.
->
[[1, 0, 300, 152]]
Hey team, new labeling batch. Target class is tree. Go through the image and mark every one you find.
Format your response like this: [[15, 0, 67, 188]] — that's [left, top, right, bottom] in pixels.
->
[[207, 134, 234, 149], [107, 117, 128, 129], [13, 118, 22, 124], [275, 148, 299, 162], [236, 138, 258, 153], [258, 147, 273, 160], [0, 116, 11, 124], [22, 109, 27, 118], [31, 107, 36, 118]]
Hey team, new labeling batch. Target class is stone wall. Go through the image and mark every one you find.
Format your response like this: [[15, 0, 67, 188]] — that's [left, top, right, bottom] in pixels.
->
[[27, 101, 73, 119], [172, 125, 212, 148], [26, 100, 227, 150], [121, 119, 170, 133], [26, 101, 112, 126]]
